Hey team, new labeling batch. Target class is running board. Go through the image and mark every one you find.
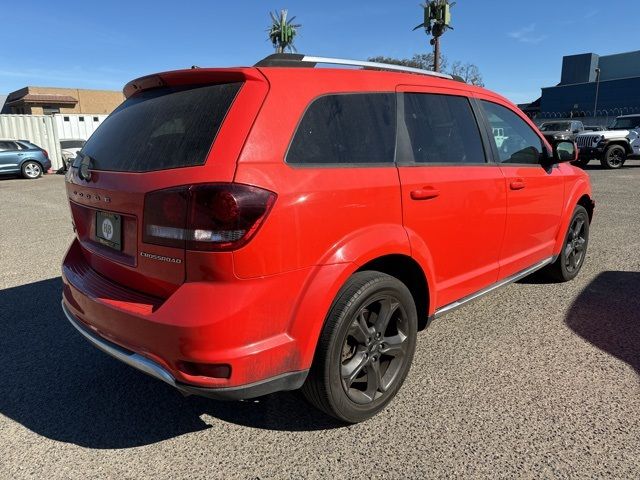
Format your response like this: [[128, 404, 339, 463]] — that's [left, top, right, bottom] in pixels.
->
[[433, 256, 555, 319]]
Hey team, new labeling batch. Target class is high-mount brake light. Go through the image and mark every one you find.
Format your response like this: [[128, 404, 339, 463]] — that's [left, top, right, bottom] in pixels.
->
[[143, 184, 276, 251]]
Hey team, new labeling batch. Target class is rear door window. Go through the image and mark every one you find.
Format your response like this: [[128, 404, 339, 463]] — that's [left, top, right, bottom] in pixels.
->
[[287, 93, 396, 165], [397, 93, 486, 164], [81, 83, 242, 172]]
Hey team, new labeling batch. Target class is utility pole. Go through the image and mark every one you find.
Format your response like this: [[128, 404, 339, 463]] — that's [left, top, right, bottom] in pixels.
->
[[414, 1, 454, 73], [593, 67, 601, 119]]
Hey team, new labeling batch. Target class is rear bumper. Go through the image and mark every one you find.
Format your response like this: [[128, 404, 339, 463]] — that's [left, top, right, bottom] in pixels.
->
[[62, 300, 307, 399], [61, 238, 314, 397]]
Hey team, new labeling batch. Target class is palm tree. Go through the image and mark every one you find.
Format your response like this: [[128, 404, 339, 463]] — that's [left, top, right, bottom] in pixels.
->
[[268, 9, 302, 54], [413, 1, 455, 72]]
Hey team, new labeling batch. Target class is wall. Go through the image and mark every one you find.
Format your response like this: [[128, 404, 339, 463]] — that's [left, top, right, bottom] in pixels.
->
[[540, 77, 640, 117], [598, 50, 640, 81], [0, 113, 107, 171], [4, 87, 124, 115], [0, 115, 60, 169]]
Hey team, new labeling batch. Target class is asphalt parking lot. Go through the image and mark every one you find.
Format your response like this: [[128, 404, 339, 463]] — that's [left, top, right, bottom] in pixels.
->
[[1, 163, 639, 479]]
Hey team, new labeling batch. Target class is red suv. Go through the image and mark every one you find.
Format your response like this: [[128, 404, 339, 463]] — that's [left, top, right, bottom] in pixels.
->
[[62, 54, 594, 423]]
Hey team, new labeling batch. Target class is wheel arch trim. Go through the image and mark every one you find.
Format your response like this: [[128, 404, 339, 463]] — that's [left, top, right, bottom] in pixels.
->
[[553, 180, 593, 255]]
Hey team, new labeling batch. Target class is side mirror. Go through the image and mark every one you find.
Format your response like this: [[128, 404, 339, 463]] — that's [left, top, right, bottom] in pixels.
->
[[554, 141, 577, 163]]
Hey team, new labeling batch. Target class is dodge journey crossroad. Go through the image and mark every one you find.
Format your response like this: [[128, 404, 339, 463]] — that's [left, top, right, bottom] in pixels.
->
[[62, 54, 594, 423]]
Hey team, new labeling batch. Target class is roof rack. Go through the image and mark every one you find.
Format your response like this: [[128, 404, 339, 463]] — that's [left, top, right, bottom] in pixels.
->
[[254, 53, 454, 80]]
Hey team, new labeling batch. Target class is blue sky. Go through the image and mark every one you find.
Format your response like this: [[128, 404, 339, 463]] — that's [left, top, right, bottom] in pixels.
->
[[0, 1, 635, 104]]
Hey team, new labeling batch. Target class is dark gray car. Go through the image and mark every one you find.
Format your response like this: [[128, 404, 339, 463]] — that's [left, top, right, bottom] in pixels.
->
[[539, 120, 584, 144], [0, 140, 52, 179]]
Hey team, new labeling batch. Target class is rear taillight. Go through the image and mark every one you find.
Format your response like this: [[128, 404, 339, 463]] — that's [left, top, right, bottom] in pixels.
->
[[143, 183, 276, 251], [42, 149, 49, 159]]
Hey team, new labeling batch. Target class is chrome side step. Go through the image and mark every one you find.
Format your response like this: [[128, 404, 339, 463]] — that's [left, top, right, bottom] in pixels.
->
[[434, 256, 555, 319]]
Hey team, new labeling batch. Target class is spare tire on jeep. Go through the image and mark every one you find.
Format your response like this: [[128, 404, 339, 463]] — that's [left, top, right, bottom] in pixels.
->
[[601, 144, 626, 169]]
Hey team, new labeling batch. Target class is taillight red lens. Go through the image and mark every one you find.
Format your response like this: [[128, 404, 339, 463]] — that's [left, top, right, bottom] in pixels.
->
[[142, 183, 276, 251], [142, 187, 189, 249], [43, 149, 49, 159]]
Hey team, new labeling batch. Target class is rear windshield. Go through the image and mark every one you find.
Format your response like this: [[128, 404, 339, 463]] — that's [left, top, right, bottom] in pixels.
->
[[80, 83, 242, 172]]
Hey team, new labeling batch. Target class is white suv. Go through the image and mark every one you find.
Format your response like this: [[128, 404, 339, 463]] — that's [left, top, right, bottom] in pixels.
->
[[575, 114, 640, 169]]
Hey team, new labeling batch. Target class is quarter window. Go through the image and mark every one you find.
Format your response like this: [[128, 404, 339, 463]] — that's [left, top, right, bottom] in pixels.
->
[[287, 93, 396, 165], [399, 93, 486, 164], [481, 101, 544, 165]]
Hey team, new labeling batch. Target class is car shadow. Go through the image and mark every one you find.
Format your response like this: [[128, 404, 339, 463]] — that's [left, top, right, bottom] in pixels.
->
[[565, 271, 640, 375], [0, 278, 342, 449]]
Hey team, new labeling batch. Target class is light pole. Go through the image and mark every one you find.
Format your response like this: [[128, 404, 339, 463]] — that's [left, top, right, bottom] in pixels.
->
[[593, 67, 601, 118]]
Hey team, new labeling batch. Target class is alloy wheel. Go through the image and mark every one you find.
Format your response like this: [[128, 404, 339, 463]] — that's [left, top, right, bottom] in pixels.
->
[[24, 163, 41, 178], [340, 295, 409, 404], [564, 215, 587, 273], [608, 150, 624, 168]]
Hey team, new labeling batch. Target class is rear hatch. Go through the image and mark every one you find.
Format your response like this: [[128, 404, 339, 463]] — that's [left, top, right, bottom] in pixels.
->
[[66, 68, 268, 298]]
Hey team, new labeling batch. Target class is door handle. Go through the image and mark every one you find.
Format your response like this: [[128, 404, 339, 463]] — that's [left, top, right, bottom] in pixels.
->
[[510, 179, 526, 190], [410, 187, 440, 200]]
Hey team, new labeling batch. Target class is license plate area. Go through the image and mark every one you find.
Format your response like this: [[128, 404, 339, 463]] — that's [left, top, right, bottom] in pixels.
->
[[95, 211, 122, 251]]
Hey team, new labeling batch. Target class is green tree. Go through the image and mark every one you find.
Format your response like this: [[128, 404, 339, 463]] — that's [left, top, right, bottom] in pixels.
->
[[369, 53, 448, 72], [450, 61, 484, 86], [268, 10, 302, 54], [368, 55, 483, 86]]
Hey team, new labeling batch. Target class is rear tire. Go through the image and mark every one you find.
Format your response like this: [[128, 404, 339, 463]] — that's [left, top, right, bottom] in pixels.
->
[[21, 161, 42, 179], [543, 205, 589, 282], [302, 271, 418, 423], [600, 145, 626, 169]]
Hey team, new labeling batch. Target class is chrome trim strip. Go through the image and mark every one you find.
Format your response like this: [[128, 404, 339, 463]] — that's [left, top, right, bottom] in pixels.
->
[[301, 55, 454, 80], [434, 257, 555, 319], [61, 301, 178, 388]]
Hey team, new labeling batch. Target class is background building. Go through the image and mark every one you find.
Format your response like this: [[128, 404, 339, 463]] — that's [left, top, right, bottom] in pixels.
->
[[2, 86, 124, 115], [534, 50, 640, 123]]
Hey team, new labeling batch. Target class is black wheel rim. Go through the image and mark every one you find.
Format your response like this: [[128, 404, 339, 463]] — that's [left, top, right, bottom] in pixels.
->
[[340, 294, 409, 405], [565, 215, 587, 273], [609, 150, 623, 167]]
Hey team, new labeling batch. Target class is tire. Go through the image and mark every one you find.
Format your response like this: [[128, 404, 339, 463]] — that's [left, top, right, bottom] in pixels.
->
[[544, 205, 589, 282], [302, 271, 418, 423], [21, 161, 42, 179], [600, 145, 626, 169], [571, 157, 590, 168]]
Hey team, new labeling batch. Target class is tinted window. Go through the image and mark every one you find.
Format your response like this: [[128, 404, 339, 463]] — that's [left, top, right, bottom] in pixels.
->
[[481, 101, 543, 165], [16, 141, 37, 150], [287, 93, 395, 165], [81, 83, 242, 172], [61, 140, 85, 149], [0, 141, 15, 151], [399, 93, 485, 164]]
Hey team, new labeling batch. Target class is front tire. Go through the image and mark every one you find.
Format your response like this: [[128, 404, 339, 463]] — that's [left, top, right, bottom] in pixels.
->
[[544, 205, 589, 282], [21, 161, 42, 179], [600, 145, 626, 169], [302, 271, 418, 423]]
